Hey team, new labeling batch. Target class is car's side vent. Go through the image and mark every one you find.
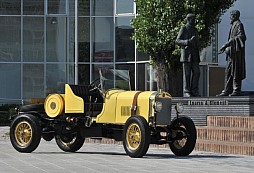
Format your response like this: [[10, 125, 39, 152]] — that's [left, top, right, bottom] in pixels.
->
[[121, 106, 131, 116], [121, 106, 140, 116]]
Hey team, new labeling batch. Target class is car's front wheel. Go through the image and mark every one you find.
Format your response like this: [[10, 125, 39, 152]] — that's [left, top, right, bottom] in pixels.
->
[[10, 114, 41, 153], [123, 115, 150, 158], [169, 116, 197, 156], [55, 132, 85, 152]]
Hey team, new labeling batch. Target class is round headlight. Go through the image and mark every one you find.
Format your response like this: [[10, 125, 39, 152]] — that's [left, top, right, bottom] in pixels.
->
[[175, 102, 184, 113], [154, 101, 163, 112]]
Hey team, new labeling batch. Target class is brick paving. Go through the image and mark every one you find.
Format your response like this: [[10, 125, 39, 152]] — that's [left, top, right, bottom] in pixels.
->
[[1, 126, 254, 173]]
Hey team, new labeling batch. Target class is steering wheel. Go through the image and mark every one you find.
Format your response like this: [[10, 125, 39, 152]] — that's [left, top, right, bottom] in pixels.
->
[[88, 78, 103, 95]]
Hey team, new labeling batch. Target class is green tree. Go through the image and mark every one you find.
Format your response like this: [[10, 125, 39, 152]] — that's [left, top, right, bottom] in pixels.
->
[[132, 0, 236, 96]]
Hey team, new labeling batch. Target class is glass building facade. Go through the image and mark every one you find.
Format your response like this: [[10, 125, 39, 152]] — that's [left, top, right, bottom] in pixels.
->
[[0, 0, 216, 104]]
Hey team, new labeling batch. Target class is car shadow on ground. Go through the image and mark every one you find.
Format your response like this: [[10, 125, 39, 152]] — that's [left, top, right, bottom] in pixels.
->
[[34, 151, 240, 160]]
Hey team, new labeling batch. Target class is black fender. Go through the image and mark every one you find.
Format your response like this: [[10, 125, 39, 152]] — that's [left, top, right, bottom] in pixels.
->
[[20, 103, 45, 113]]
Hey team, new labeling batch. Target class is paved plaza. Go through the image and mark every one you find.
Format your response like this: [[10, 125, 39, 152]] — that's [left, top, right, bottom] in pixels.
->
[[0, 126, 253, 173]]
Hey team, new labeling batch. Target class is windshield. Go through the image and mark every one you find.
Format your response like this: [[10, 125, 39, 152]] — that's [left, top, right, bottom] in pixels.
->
[[99, 69, 131, 92]]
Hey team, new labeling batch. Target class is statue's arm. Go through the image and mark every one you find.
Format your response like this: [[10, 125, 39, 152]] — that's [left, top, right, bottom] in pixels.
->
[[175, 26, 189, 47], [236, 23, 246, 42]]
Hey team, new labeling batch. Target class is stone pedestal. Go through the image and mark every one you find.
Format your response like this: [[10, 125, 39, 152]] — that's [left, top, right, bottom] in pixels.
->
[[171, 96, 254, 126]]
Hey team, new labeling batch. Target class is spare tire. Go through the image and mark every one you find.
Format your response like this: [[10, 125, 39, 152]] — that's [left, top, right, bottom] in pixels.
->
[[44, 94, 65, 118]]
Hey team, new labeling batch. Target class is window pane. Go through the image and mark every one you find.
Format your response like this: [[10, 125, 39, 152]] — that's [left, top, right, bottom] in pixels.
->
[[46, 64, 66, 95], [116, 17, 134, 62], [136, 63, 156, 91], [0, 1, 21, 15], [67, 64, 75, 84], [137, 51, 149, 61], [48, 0, 66, 14], [68, 17, 75, 62], [116, 0, 134, 14], [79, 17, 90, 62], [0, 17, 21, 62], [92, 17, 114, 62], [0, 64, 21, 100], [70, 0, 90, 16], [200, 27, 217, 63], [92, 0, 113, 16], [78, 64, 90, 85], [92, 64, 113, 81], [23, 64, 44, 100], [116, 64, 135, 90], [79, 0, 90, 16], [23, 0, 44, 15], [46, 17, 67, 62], [23, 17, 44, 62]]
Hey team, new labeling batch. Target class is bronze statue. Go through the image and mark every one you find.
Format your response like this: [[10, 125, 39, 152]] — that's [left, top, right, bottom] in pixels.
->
[[217, 10, 246, 96], [176, 13, 200, 97]]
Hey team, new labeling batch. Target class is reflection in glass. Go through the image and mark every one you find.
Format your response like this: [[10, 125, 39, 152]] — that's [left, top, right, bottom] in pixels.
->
[[46, 17, 67, 62], [137, 63, 156, 91], [92, 0, 113, 16], [92, 64, 113, 81], [79, 17, 90, 62], [100, 68, 131, 91], [46, 64, 66, 95], [92, 18, 114, 62], [116, 0, 134, 14], [48, 0, 66, 14], [23, 17, 44, 62], [23, 0, 44, 15], [0, 1, 21, 15], [116, 17, 134, 62], [23, 64, 44, 99], [116, 64, 135, 90], [0, 64, 21, 100], [0, 17, 21, 62]]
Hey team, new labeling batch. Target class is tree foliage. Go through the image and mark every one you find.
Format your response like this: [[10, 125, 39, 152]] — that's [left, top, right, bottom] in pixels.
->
[[131, 0, 236, 94]]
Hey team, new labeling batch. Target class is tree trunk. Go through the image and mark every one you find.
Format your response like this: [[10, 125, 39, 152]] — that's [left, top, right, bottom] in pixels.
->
[[167, 68, 183, 97], [155, 59, 169, 92], [155, 59, 183, 97]]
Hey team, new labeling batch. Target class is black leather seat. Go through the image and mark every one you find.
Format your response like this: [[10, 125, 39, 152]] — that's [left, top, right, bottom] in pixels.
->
[[69, 85, 103, 115]]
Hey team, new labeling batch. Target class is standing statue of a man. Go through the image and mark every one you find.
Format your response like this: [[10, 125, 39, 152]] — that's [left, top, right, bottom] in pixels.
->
[[217, 10, 246, 96], [176, 13, 200, 97]]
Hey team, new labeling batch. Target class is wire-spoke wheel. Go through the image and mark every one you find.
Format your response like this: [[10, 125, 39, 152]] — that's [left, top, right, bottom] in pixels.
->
[[10, 114, 41, 153], [123, 115, 150, 158], [55, 132, 85, 152], [15, 121, 32, 147], [126, 123, 141, 150], [169, 116, 196, 156]]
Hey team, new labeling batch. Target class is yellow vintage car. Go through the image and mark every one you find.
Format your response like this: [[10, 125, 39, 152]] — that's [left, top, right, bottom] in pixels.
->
[[10, 69, 196, 158]]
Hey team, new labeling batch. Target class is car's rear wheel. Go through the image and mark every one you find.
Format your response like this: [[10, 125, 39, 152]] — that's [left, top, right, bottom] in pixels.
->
[[55, 132, 85, 152], [123, 115, 150, 158], [169, 116, 196, 156], [10, 114, 41, 153]]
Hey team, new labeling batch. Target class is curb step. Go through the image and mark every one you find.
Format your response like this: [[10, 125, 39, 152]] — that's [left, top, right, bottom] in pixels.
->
[[196, 139, 254, 156], [197, 126, 254, 143], [207, 116, 254, 129], [196, 116, 254, 156]]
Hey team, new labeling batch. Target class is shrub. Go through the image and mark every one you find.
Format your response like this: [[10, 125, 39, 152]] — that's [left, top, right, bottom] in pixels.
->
[[0, 104, 21, 126]]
